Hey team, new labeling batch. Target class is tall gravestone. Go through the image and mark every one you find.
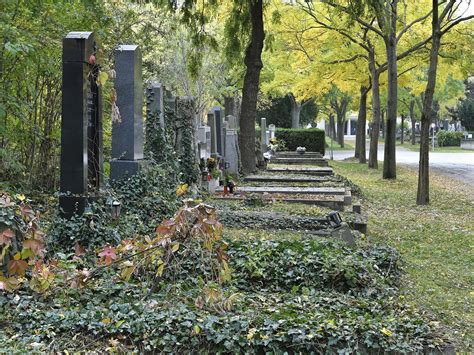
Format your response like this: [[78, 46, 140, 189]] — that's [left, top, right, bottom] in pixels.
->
[[60, 31, 103, 218], [269, 124, 276, 139], [110, 45, 147, 181], [213, 106, 224, 157], [224, 115, 240, 174], [145, 82, 166, 160], [261, 117, 267, 151], [208, 112, 218, 158], [176, 97, 198, 185]]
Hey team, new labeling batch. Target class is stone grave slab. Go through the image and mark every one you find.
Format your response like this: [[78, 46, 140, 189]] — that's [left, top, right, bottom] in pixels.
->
[[215, 186, 346, 195], [267, 167, 334, 176], [244, 175, 330, 183], [275, 151, 323, 158], [270, 157, 329, 166]]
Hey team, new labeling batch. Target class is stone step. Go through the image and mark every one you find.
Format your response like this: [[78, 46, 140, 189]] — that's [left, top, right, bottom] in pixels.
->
[[216, 186, 346, 195], [267, 167, 334, 176], [275, 151, 323, 158], [270, 158, 329, 166], [213, 194, 346, 210], [244, 175, 330, 183]]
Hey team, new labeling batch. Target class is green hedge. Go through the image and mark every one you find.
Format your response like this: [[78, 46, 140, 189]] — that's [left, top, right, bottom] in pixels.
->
[[256, 128, 325, 154], [276, 128, 325, 154], [437, 131, 464, 147]]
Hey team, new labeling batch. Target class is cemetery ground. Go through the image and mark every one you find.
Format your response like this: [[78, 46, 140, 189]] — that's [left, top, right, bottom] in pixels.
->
[[1, 157, 473, 352], [329, 161, 474, 350]]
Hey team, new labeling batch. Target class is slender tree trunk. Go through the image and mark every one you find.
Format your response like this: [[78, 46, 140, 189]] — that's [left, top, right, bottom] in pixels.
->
[[239, 0, 264, 174], [400, 114, 405, 144], [357, 85, 368, 163], [368, 52, 381, 169], [336, 112, 344, 147], [383, 29, 398, 179], [417, 0, 441, 205], [289, 94, 302, 128], [410, 100, 416, 145], [224, 95, 235, 118], [329, 113, 336, 140]]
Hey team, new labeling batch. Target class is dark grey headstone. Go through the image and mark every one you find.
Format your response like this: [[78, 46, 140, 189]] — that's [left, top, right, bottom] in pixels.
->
[[60, 31, 103, 218], [112, 45, 143, 161], [110, 44, 146, 181], [213, 106, 223, 156]]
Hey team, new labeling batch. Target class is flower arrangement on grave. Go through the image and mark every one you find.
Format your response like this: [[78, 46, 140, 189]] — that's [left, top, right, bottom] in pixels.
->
[[269, 138, 279, 152], [296, 146, 306, 154], [206, 158, 220, 179]]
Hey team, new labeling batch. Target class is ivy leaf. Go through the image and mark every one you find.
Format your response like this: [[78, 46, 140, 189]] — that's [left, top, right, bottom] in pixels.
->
[[171, 243, 180, 253], [97, 71, 108, 86], [98, 246, 117, 265], [74, 243, 86, 258], [381, 327, 393, 337], [0, 229, 15, 246], [23, 239, 45, 258], [8, 259, 28, 276]]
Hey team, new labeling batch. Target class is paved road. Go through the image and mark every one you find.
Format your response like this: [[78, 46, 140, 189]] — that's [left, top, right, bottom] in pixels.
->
[[325, 142, 474, 186]]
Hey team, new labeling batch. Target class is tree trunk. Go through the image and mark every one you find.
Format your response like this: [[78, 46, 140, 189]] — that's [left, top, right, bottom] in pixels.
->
[[383, 28, 398, 179], [289, 93, 302, 128], [417, 0, 441, 205], [368, 52, 381, 169], [336, 112, 344, 147], [224, 95, 235, 119], [410, 99, 416, 145], [329, 113, 336, 140], [239, 0, 264, 174], [400, 114, 405, 144], [356, 85, 368, 163]]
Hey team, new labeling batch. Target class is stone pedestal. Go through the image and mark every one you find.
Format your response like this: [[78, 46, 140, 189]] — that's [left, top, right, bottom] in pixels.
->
[[60, 31, 103, 218], [110, 44, 147, 181]]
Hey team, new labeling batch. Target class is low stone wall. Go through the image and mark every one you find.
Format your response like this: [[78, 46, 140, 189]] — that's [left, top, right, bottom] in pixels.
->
[[461, 139, 474, 150]]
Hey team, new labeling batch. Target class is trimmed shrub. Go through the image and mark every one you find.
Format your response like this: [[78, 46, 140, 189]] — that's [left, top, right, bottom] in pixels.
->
[[437, 131, 464, 147], [275, 128, 325, 154]]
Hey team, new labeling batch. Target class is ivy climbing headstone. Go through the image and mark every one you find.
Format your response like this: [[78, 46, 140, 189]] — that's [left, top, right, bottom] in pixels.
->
[[145, 82, 167, 161], [176, 97, 198, 185]]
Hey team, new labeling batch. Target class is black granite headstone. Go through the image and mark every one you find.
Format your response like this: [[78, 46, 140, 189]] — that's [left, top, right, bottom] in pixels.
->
[[110, 45, 147, 181], [60, 31, 103, 218]]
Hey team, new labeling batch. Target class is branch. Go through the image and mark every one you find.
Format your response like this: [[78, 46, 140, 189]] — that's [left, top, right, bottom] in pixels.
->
[[398, 65, 417, 77], [397, 10, 433, 42], [320, 0, 385, 37], [323, 54, 368, 65], [441, 15, 474, 36]]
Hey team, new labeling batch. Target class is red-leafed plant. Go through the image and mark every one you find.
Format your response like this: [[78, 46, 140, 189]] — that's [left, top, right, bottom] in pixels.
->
[[0, 193, 46, 291]]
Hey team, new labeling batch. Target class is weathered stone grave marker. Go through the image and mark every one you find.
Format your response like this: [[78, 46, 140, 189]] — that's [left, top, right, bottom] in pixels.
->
[[60, 31, 103, 218], [269, 124, 276, 139], [110, 45, 147, 181], [208, 111, 218, 158], [224, 115, 240, 174]]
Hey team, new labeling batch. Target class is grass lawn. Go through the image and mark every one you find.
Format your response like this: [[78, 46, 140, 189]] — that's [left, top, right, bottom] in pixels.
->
[[397, 142, 469, 153], [325, 136, 354, 151], [329, 161, 474, 350]]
